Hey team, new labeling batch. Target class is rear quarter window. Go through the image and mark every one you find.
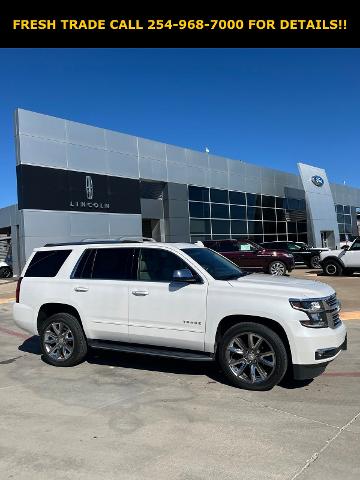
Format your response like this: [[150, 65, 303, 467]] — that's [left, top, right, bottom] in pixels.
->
[[24, 250, 72, 277]]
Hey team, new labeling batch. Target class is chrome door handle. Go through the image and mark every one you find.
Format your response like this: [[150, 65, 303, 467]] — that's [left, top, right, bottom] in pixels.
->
[[132, 290, 149, 296], [74, 286, 89, 292]]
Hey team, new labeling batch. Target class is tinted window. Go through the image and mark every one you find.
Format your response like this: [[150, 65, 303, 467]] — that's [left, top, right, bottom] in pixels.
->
[[216, 241, 238, 252], [263, 222, 276, 234], [91, 248, 136, 280], [212, 220, 230, 234], [246, 193, 261, 207], [231, 220, 247, 234], [276, 197, 286, 209], [138, 249, 192, 282], [189, 202, 210, 218], [73, 249, 96, 279], [262, 196, 275, 208], [182, 248, 244, 280], [247, 207, 262, 220], [188, 186, 209, 202], [248, 221, 263, 234], [262, 208, 276, 221], [230, 205, 246, 219], [350, 239, 360, 251], [190, 219, 211, 235], [336, 204, 344, 214], [210, 188, 228, 203], [238, 242, 258, 252], [25, 250, 71, 277], [229, 191, 246, 205], [344, 205, 351, 215], [211, 203, 229, 218]]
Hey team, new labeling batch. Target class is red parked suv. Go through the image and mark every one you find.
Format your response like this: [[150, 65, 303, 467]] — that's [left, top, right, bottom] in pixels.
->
[[203, 239, 295, 276]]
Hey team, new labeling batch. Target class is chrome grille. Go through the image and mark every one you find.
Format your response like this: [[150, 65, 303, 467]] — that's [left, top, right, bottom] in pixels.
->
[[324, 294, 342, 328]]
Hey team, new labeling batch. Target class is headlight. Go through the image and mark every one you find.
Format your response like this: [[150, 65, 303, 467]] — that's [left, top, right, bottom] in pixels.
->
[[289, 299, 328, 328]]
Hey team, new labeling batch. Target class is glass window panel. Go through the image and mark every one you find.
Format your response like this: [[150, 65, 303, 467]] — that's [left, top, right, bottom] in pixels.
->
[[248, 221, 264, 234], [92, 248, 136, 280], [262, 208, 276, 221], [229, 191, 246, 205], [212, 234, 231, 240], [344, 205, 351, 214], [211, 203, 229, 219], [344, 214, 352, 224], [263, 222, 276, 234], [211, 220, 230, 234], [230, 205, 246, 219], [246, 193, 262, 207], [276, 197, 286, 209], [210, 188, 228, 203], [297, 222, 307, 233], [288, 234, 297, 242], [138, 249, 192, 283], [338, 224, 345, 233], [277, 222, 287, 234], [247, 207, 263, 220], [189, 202, 210, 218], [276, 209, 286, 221], [335, 204, 344, 214], [277, 234, 288, 241], [231, 220, 247, 235], [287, 222, 297, 233], [345, 224, 353, 234], [286, 198, 299, 210], [262, 195, 275, 208], [263, 235, 277, 242], [337, 213, 344, 223], [191, 235, 212, 243], [188, 185, 209, 202], [252, 235, 264, 244], [190, 219, 211, 235]]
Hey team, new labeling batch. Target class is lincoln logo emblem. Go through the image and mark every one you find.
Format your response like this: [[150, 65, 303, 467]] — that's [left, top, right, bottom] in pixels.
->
[[85, 176, 94, 200]]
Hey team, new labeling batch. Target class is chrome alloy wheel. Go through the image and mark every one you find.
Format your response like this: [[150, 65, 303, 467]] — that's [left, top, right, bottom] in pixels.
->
[[226, 332, 276, 383], [325, 263, 337, 275], [43, 322, 75, 361], [311, 256, 321, 269], [270, 262, 286, 276]]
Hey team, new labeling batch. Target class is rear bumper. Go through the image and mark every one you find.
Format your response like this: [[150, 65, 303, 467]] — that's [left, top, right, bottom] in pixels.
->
[[293, 334, 347, 380], [13, 303, 37, 335]]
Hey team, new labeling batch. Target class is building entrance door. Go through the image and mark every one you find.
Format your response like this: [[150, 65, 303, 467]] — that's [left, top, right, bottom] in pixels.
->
[[320, 231, 335, 249], [142, 219, 161, 241]]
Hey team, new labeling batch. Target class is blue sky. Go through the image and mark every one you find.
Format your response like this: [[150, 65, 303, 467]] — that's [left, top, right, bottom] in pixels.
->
[[0, 48, 359, 207]]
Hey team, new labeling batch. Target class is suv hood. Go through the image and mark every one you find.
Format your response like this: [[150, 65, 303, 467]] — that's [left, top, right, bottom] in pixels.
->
[[229, 273, 334, 299]]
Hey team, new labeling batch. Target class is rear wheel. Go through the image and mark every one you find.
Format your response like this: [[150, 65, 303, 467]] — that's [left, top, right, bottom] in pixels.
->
[[268, 260, 287, 276], [310, 255, 321, 269], [39, 313, 87, 367], [323, 260, 343, 276], [218, 322, 288, 391]]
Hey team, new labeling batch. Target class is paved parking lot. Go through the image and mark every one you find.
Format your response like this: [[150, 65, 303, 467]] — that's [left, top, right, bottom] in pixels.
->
[[0, 273, 359, 480]]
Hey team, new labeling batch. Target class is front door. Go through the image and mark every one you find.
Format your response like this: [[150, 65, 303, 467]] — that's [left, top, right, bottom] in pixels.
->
[[342, 238, 360, 268], [128, 247, 207, 351]]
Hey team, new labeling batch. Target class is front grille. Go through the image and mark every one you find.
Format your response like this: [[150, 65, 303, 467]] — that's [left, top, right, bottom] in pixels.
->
[[324, 294, 342, 328], [325, 294, 338, 308]]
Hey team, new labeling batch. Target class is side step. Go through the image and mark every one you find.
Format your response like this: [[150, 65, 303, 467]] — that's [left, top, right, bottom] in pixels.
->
[[88, 340, 214, 362]]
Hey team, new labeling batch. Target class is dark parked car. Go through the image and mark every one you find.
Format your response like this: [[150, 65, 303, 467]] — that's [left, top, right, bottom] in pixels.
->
[[203, 239, 294, 276], [260, 241, 321, 269]]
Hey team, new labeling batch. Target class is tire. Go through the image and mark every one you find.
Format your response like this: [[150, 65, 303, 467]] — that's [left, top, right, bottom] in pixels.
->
[[322, 260, 343, 276], [218, 322, 288, 391], [0, 266, 12, 278], [310, 255, 321, 269], [268, 260, 287, 276], [39, 312, 88, 367]]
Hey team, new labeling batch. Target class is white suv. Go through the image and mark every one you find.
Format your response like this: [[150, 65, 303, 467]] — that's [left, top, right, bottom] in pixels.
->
[[320, 237, 360, 276], [13, 241, 347, 391]]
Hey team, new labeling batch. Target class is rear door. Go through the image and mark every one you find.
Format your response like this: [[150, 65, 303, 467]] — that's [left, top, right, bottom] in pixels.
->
[[235, 241, 262, 269], [128, 247, 207, 351], [71, 247, 137, 341]]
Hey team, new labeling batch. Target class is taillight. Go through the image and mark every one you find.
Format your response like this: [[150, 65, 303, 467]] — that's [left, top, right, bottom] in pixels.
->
[[16, 277, 23, 303]]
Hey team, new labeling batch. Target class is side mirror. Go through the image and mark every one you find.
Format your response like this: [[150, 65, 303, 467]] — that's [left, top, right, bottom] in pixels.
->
[[341, 245, 349, 251], [172, 268, 196, 283]]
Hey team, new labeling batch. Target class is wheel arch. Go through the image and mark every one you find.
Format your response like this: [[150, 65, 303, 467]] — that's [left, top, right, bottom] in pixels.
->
[[321, 256, 345, 267], [37, 303, 84, 334], [215, 315, 292, 363]]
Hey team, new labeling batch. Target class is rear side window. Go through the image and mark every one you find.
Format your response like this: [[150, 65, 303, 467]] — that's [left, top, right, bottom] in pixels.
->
[[25, 250, 71, 277], [73, 248, 136, 280]]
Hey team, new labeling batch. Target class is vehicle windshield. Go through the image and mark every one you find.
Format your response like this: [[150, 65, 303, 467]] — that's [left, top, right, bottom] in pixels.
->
[[182, 248, 245, 280]]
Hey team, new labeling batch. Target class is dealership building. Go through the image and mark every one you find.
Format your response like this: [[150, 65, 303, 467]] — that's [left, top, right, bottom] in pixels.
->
[[1, 108, 360, 276]]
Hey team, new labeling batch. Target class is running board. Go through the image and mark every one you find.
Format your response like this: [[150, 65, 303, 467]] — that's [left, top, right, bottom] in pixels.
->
[[88, 340, 214, 362]]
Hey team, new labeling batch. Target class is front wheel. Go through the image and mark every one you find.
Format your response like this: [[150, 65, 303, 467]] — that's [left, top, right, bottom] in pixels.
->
[[268, 260, 287, 276], [323, 261, 343, 276], [218, 322, 288, 391], [39, 313, 88, 367]]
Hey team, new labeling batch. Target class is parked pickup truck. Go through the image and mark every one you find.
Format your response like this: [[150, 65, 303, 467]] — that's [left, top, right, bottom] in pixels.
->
[[13, 240, 347, 391]]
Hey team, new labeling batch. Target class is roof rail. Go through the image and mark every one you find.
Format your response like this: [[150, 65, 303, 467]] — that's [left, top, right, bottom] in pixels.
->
[[44, 237, 157, 247]]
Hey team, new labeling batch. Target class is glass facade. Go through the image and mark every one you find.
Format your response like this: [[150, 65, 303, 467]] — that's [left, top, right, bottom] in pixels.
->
[[189, 186, 308, 244], [336, 204, 354, 241]]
